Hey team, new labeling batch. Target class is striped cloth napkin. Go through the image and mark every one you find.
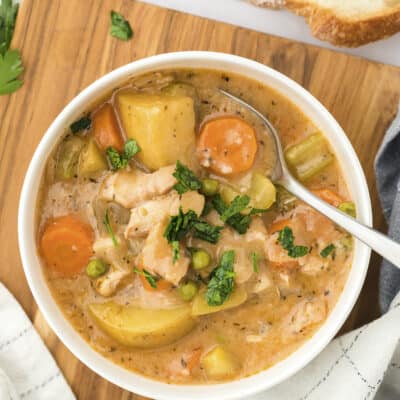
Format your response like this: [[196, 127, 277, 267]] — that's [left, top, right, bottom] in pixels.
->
[[0, 283, 75, 400]]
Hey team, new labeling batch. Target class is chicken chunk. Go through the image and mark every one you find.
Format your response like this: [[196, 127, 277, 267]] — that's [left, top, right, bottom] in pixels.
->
[[125, 191, 205, 239], [138, 218, 190, 285], [100, 165, 176, 208], [92, 237, 132, 296], [223, 218, 268, 284], [265, 205, 342, 273], [283, 297, 327, 340]]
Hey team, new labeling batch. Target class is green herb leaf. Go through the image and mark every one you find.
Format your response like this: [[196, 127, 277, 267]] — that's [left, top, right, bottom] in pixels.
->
[[123, 138, 141, 159], [212, 194, 252, 234], [173, 161, 202, 194], [192, 221, 223, 244], [110, 11, 133, 41], [103, 209, 118, 247], [133, 267, 157, 288], [0, 48, 22, 94], [205, 250, 236, 306], [220, 195, 250, 222], [164, 207, 198, 243], [172, 240, 180, 264], [277, 226, 309, 258], [320, 244, 335, 258], [106, 139, 140, 170], [251, 252, 259, 273], [70, 115, 91, 134], [0, 0, 19, 57]]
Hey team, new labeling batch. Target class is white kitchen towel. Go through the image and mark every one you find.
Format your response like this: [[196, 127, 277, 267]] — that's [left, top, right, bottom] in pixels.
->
[[0, 283, 75, 400], [246, 292, 400, 400]]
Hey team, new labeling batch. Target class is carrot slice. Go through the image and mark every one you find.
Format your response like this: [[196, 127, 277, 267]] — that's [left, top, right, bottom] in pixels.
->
[[40, 215, 94, 277], [197, 117, 257, 175], [137, 267, 172, 292], [312, 189, 343, 207], [92, 103, 124, 152], [268, 218, 292, 234]]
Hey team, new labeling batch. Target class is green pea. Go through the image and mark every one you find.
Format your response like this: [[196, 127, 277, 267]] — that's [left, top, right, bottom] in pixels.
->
[[201, 179, 219, 196], [86, 259, 107, 278], [192, 249, 211, 270], [338, 201, 356, 218], [178, 281, 198, 301]]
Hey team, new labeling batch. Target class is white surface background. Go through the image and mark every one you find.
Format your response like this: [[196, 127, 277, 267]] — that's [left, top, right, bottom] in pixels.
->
[[142, 0, 400, 67]]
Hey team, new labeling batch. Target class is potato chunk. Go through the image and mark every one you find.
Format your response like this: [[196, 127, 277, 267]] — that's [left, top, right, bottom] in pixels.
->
[[79, 139, 108, 178], [116, 93, 196, 170], [89, 302, 196, 348], [201, 346, 241, 379]]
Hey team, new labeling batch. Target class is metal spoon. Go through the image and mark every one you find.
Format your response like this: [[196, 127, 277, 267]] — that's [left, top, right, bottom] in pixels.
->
[[219, 89, 400, 268]]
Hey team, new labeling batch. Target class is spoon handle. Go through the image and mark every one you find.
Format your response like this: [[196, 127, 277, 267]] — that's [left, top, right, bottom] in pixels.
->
[[283, 176, 400, 269]]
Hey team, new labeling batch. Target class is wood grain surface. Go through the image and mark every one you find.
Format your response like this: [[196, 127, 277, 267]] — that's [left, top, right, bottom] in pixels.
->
[[1, 0, 399, 398]]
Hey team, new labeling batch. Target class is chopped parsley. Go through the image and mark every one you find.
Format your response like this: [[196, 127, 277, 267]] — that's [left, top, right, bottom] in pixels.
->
[[110, 11, 133, 41], [192, 221, 223, 244], [103, 209, 118, 247], [133, 267, 157, 289], [106, 139, 140, 170], [320, 244, 335, 258], [172, 161, 202, 194], [205, 250, 236, 306], [251, 252, 259, 273], [0, 0, 22, 95], [220, 195, 250, 222], [164, 208, 198, 243], [164, 207, 222, 259], [277, 226, 309, 258], [172, 240, 180, 264], [70, 115, 91, 134], [212, 194, 251, 234]]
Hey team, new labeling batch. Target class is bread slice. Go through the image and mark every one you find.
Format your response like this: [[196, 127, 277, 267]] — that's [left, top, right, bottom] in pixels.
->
[[250, 0, 400, 47]]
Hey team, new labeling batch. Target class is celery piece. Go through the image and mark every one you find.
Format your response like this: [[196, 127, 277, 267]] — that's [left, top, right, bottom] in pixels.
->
[[55, 136, 85, 180]]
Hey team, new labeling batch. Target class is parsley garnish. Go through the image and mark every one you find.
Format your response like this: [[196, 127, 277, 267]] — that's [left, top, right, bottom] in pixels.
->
[[251, 252, 259, 273], [212, 194, 251, 234], [70, 115, 91, 134], [164, 208, 198, 243], [220, 195, 250, 222], [110, 11, 133, 41], [192, 221, 223, 244], [103, 209, 118, 247], [205, 250, 236, 306], [277, 226, 309, 258], [133, 267, 157, 289], [320, 244, 335, 258], [164, 208, 222, 259], [0, 1, 23, 95], [172, 241, 180, 264], [173, 161, 202, 194], [107, 139, 140, 170]]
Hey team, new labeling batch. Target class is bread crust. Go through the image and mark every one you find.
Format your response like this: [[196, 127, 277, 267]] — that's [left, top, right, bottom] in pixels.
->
[[285, 1, 400, 47], [250, 0, 400, 47]]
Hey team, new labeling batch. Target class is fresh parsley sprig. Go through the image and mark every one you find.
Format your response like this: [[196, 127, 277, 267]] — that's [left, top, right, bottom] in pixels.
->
[[320, 244, 335, 258], [70, 115, 91, 134], [103, 208, 118, 247], [173, 161, 202, 194], [107, 139, 140, 170], [110, 11, 133, 41], [277, 226, 309, 258], [133, 267, 158, 289], [205, 250, 236, 306], [0, 0, 23, 95]]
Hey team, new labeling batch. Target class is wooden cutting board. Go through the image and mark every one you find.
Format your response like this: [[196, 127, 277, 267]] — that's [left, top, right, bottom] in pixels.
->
[[1, 0, 399, 398]]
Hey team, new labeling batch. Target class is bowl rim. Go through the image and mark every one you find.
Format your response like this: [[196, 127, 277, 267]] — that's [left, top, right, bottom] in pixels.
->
[[18, 51, 372, 400]]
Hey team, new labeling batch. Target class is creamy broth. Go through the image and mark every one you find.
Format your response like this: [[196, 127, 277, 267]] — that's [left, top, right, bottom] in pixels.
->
[[37, 69, 353, 384]]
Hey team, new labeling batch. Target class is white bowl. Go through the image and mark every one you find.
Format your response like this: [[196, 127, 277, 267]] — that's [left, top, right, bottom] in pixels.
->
[[18, 51, 372, 400]]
